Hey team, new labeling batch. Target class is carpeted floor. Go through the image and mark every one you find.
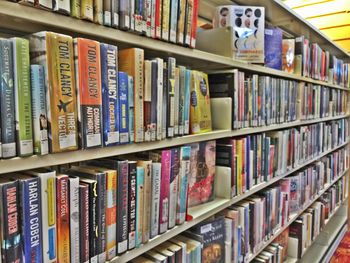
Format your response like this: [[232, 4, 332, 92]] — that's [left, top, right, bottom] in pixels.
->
[[330, 231, 350, 263]]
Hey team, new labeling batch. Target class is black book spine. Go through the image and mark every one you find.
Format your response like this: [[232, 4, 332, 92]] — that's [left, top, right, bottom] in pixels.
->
[[128, 162, 137, 250], [79, 184, 90, 263], [97, 172, 107, 262]]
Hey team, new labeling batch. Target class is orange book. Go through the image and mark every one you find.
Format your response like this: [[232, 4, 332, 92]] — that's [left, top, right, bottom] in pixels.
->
[[56, 174, 70, 263], [74, 38, 103, 148], [119, 48, 145, 142]]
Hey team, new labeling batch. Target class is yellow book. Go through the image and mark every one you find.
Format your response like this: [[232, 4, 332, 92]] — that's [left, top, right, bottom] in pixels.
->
[[81, 0, 93, 21], [93, 0, 103, 24]]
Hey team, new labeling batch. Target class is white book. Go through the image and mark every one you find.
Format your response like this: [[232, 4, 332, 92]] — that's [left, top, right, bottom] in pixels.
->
[[53, 0, 70, 13], [68, 176, 80, 263], [38, 0, 52, 9], [224, 218, 233, 263], [214, 166, 232, 199], [150, 163, 161, 238], [26, 169, 57, 263], [153, 58, 163, 141]]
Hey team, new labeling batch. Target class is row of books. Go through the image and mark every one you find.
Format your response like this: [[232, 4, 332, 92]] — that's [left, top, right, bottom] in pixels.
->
[[0, 140, 216, 263], [10, 0, 199, 47], [215, 118, 349, 197], [131, 147, 348, 263], [209, 70, 348, 130], [0, 32, 212, 158]]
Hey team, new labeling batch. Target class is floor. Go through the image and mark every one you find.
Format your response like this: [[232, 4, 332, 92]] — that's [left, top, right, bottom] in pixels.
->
[[330, 231, 350, 262]]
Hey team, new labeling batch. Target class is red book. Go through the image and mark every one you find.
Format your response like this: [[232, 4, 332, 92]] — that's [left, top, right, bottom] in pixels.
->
[[154, 0, 161, 39], [190, 0, 198, 48], [56, 175, 70, 263]]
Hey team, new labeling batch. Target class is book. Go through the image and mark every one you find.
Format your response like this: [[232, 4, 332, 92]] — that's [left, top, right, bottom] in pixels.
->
[[162, 64, 168, 139], [119, 48, 144, 142], [94, 0, 103, 24], [174, 68, 180, 135], [190, 0, 199, 48], [161, 0, 170, 41], [128, 161, 137, 250], [184, 69, 191, 134], [53, 0, 70, 14], [169, 148, 180, 228], [130, 0, 135, 31], [150, 162, 161, 238], [103, 0, 111, 26], [176, 0, 186, 44], [135, 166, 145, 247], [178, 66, 186, 136], [144, 60, 152, 141], [188, 140, 216, 207], [68, 176, 80, 263], [190, 71, 212, 134], [143, 0, 152, 36], [177, 146, 191, 224], [117, 160, 129, 254], [169, 0, 178, 43], [71, 0, 81, 18], [153, 58, 163, 141], [282, 39, 295, 73], [0, 39, 16, 158], [100, 43, 119, 147], [29, 32, 78, 153], [74, 38, 103, 149], [79, 183, 90, 263], [150, 61, 158, 140], [118, 71, 130, 144], [30, 64, 49, 155], [167, 57, 176, 137], [81, 0, 93, 20], [56, 174, 70, 263], [154, 0, 161, 38], [159, 150, 171, 233], [184, 0, 193, 46], [111, 0, 119, 27], [120, 0, 130, 29], [264, 27, 282, 70], [127, 75, 135, 143], [12, 37, 33, 156]]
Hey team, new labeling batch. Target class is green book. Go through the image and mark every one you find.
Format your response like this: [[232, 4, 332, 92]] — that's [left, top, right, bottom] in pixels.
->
[[12, 37, 33, 156]]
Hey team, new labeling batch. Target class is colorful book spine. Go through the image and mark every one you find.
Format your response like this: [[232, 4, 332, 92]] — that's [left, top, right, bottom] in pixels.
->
[[93, 0, 103, 24], [176, 0, 186, 44], [71, 0, 81, 18], [119, 48, 144, 142], [117, 160, 129, 254], [103, 0, 112, 26], [68, 176, 80, 263], [154, 58, 163, 141], [120, 0, 130, 30], [81, 0, 93, 20], [161, 0, 170, 41], [150, 162, 161, 238], [190, 0, 198, 48], [12, 37, 33, 156], [169, 0, 178, 43], [183, 69, 190, 134], [56, 175, 70, 263], [169, 148, 180, 228], [154, 0, 162, 38], [105, 169, 117, 260], [134, 0, 142, 32], [74, 38, 103, 148], [79, 183, 90, 263], [150, 61, 158, 140], [0, 39, 16, 158], [100, 43, 119, 147], [128, 161, 137, 250], [128, 75, 135, 143], [135, 166, 145, 248], [174, 67, 180, 135], [178, 66, 186, 135], [53, 0, 70, 14], [184, 0, 193, 46], [167, 57, 176, 137], [150, 0, 156, 38], [28, 32, 78, 153], [31, 65, 49, 155], [96, 172, 107, 263], [20, 177, 43, 263], [159, 150, 171, 233], [111, 0, 119, 27], [176, 146, 190, 224], [118, 71, 130, 144], [144, 60, 152, 142]]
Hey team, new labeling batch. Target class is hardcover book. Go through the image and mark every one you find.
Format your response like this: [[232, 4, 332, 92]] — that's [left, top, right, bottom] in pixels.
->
[[144, 60, 152, 141], [81, 0, 93, 20], [282, 39, 295, 74], [160, 150, 171, 233], [177, 146, 191, 224], [167, 57, 176, 137], [161, 0, 170, 41], [152, 58, 163, 141], [184, 0, 193, 46], [150, 162, 161, 238], [12, 37, 33, 156], [128, 161, 137, 250], [111, 0, 119, 27], [0, 39, 16, 158], [169, 0, 178, 43], [174, 67, 180, 135], [184, 69, 191, 134], [190, 0, 199, 48], [53, 0, 70, 14], [94, 0, 103, 24], [119, 48, 144, 142], [74, 38, 103, 148], [79, 183, 90, 263], [128, 75, 135, 143], [135, 166, 145, 247], [176, 0, 186, 44], [120, 0, 130, 29], [188, 140, 216, 207], [264, 27, 282, 70], [118, 71, 130, 144], [71, 0, 81, 18], [103, 0, 111, 26], [68, 176, 80, 263], [31, 64, 49, 155], [29, 32, 78, 153], [117, 160, 129, 254], [169, 148, 180, 228], [100, 43, 119, 147]]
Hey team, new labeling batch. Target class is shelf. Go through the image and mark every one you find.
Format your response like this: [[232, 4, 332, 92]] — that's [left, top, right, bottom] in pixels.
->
[[112, 142, 349, 262], [246, 169, 349, 262], [0, 1, 349, 91], [1, 114, 348, 174]]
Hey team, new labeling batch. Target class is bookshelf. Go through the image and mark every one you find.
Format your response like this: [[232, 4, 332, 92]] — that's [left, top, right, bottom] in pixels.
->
[[0, 0, 349, 262]]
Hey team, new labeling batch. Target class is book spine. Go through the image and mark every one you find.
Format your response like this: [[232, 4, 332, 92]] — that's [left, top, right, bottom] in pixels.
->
[[176, 0, 186, 44], [20, 178, 43, 263], [159, 150, 171, 233], [150, 61, 158, 141], [144, 60, 152, 142], [120, 0, 131, 30], [103, 0, 112, 26], [174, 67, 180, 135], [169, 148, 179, 228], [176, 146, 190, 224], [150, 0, 156, 38], [30, 65, 49, 155], [128, 162, 137, 250], [117, 161, 129, 254], [71, 0, 81, 18], [97, 173, 107, 263], [68, 177, 80, 263], [155, 58, 163, 141], [87, 180, 98, 263], [162, 65, 168, 139], [190, 0, 198, 48], [81, 0, 93, 20], [106, 170, 117, 260], [128, 75, 135, 143], [134, 0, 143, 32], [101, 43, 119, 147], [161, 0, 170, 41], [141, 161, 152, 243], [183, 69, 190, 134], [53, 0, 70, 14], [12, 38, 33, 156], [135, 167, 145, 247], [75, 38, 103, 148], [79, 184, 90, 263], [167, 57, 176, 137], [154, 0, 161, 38], [143, 0, 152, 36], [38, 0, 52, 9], [150, 162, 161, 238], [111, 0, 119, 27], [2, 182, 23, 262], [56, 176, 70, 263], [118, 71, 130, 144], [169, 0, 178, 43], [130, 0, 135, 31], [178, 66, 186, 135], [94, 0, 103, 24], [0, 39, 16, 158], [184, 0, 192, 46]]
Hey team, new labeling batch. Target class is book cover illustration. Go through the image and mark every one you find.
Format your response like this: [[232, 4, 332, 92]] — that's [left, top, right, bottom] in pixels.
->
[[188, 140, 216, 207], [213, 6, 265, 63], [264, 27, 282, 70]]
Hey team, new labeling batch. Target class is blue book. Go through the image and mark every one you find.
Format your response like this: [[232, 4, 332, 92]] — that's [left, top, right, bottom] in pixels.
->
[[118, 72, 129, 144], [264, 27, 282, 70], [169, 0, 179, 43], [135, 166, 144, 248], [183, 69, 191, 134], [176, 146, 190, 224], [100, 43, 119, 147], [128, 75, 135, 143], [18, 175, 43, 263]]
